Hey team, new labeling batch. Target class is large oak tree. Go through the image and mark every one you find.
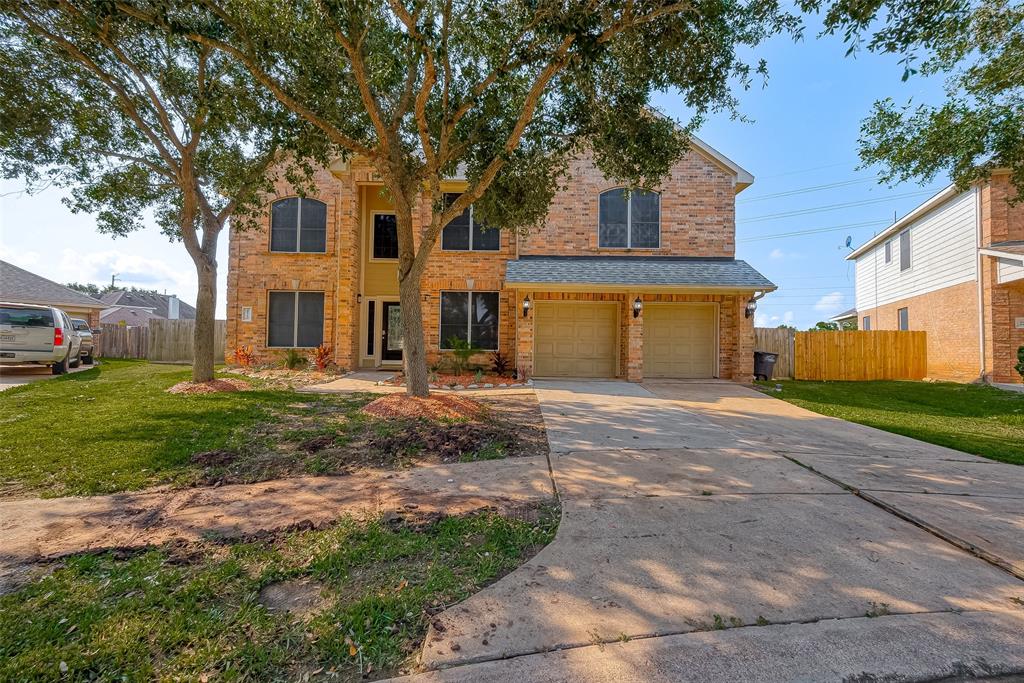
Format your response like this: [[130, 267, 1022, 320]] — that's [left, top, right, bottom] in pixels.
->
[[0, 1, 327, 381], [125, 0, 800, 396]]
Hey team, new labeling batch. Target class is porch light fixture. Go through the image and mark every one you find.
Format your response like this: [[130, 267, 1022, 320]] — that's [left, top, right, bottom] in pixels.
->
[[522, 295, 531, 318], [745, 297, 757, 318], [632, 296, 643, 318]]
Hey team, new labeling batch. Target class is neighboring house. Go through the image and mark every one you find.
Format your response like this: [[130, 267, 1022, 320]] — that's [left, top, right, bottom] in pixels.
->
[[227, 139, 776, 382], [846, 172, 1024, 384], [99, 305, 165, 328], [830, 308, 858, 328], [0, 259, 106, 327], [100, 290, 195, 322]]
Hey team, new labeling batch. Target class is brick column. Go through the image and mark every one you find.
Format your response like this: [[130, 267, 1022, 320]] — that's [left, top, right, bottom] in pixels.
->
[[626, 293, 643, 382], [735, 294, 755, 382], [516, 291, 533, 379]]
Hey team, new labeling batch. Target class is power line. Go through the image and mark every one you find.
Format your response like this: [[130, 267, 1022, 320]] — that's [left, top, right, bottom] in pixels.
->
[[737, 219, 888, 243], [738, 177, 881, 204], [738, 188, 941, 223], [758, 161, 856, 179]]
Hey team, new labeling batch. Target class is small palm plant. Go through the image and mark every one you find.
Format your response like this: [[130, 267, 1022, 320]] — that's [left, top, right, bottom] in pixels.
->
[[447, 337, 481, 376], [281, 348, 307, 370]]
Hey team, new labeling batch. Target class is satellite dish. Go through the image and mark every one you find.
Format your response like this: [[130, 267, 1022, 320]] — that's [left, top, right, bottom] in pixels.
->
[[845, 235, 853, 248]]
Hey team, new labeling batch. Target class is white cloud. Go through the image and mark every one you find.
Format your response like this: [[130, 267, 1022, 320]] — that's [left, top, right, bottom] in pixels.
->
[[57, 249, 192, 294], [768, 248, 801, 260], [813, 291, 846, 314], [0, 244, 41, 268], [755, 311, 795, 327]]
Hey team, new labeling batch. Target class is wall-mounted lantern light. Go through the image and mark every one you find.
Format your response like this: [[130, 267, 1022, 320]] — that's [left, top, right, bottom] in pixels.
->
[[356, 293, 362, 304], [745, 297, 758, 318], [632, 296, 643, 319], [522, 295, 531, 318]]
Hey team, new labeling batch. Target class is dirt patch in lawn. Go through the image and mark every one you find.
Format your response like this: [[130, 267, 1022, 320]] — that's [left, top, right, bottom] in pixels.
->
[[190, 390, 548, 486], [361, 393, 485, 420], [166, 378, 251, 394], [225, 366, 345, 389], [259, 578, 331, 619]]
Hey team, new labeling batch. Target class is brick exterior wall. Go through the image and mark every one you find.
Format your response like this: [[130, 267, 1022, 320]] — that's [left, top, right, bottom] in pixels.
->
[[980, 172, 1024, 384], [227, 150, 758, 381]]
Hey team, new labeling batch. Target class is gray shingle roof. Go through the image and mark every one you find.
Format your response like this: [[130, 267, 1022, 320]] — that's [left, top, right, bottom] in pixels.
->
[[100, 290, 196, 319], [505, 256, 776, 290], [0, 260, 106, 309]]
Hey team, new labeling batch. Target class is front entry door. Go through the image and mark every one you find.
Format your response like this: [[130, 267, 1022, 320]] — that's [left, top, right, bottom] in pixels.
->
[[381, 302, 403, 361]]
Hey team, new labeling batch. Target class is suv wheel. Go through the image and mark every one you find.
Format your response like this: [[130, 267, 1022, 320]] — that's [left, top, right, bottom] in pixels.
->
[[70, 355, 81, 369], [52, 352, 70, 375], [82, 352, 94, 365]]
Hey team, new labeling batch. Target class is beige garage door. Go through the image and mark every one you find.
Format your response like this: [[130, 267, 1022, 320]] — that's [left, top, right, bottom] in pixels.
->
[[534, 302, 618, 377], [643, 304, 717, 378]]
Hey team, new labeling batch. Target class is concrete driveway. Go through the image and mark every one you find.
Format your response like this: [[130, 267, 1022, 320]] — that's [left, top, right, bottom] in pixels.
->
[[404, 380, 1024, 682], [0, 363, 92, 391]]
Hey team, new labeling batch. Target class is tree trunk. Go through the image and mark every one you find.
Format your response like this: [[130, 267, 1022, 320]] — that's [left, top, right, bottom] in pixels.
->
[[191, 252, 218, 383], [398, 270, 430, 397]]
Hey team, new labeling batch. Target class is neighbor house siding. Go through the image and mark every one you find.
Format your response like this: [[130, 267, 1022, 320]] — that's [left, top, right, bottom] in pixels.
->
[[854, 189, 978, 311], [997, 257, 1024, 284]]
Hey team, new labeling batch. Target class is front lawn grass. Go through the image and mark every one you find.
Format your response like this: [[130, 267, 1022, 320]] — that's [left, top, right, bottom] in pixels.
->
[[0, 508, 558, 681], [759, 380, 1024, 465], [0, 360, 374, 498]]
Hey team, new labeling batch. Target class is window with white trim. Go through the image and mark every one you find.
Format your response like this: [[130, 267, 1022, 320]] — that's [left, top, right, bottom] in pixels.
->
[[439, 291, 499, 350], [441, 193, 499, 251], [270, 198, 327, 253], [884, 240, 892, 264], [268, 291, 324, 347], [897, 307, 909, 331], [599, 188, 660, 248], [372, 213, 399, 259], [862, 315, 871, 331]]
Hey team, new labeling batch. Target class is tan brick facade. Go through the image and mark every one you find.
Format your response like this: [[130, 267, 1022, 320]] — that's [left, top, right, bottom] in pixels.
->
[[227, 148, 761, 382], [856, 173, 1024, 384]]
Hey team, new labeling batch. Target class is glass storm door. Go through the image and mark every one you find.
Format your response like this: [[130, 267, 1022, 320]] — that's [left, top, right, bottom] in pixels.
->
[[381, 302, 403, 361]]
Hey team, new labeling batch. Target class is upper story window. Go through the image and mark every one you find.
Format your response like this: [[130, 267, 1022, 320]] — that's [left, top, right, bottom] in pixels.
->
[[442, 193, 500, 251], [599, 189, 660, 249], [899, 230, 911, 271], [884, 240, 892, 264], [270, 197, 327, 253], [372, 213, 399, 260]]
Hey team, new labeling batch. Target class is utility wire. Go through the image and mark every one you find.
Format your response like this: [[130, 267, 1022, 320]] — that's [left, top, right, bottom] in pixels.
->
[[758, 161, 855, 179], [738, 188, 940, 223], [738, 177, 881, 204], [737, 219, 888, 243]]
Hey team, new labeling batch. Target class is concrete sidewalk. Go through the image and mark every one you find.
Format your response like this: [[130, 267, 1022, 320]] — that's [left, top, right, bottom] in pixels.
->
[[408, 380, 1024, 682]]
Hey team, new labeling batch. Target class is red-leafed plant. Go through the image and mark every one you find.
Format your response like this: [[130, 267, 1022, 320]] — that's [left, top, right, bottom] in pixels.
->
[[311, 343, 333, 371], [233, 345, 256, 367]]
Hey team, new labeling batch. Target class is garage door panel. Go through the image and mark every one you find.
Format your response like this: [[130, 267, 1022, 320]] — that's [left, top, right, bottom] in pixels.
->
[[643, 304, 717, 378], [534, 302, 618, 377]]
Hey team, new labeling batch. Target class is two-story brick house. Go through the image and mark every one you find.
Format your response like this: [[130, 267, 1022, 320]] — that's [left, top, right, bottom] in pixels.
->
[[846, 172, 1024, 384], [226, 136, 775, 382]]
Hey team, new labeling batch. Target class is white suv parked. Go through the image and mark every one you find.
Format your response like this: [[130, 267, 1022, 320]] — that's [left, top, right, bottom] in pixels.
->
[[0, 302, 83, 374]]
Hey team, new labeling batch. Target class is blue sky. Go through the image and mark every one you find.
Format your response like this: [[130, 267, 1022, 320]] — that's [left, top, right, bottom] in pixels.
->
[[1, 15, 947, 325]]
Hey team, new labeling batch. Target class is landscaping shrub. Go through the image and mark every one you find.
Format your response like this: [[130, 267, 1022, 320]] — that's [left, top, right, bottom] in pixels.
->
[[233, 344, 256, 367], [1016, 345, 1024, 380], [446, 337, 481, 375], [311, 343, 333, 371], [281, 348, 307, 370], [490, 351, 510, 376]]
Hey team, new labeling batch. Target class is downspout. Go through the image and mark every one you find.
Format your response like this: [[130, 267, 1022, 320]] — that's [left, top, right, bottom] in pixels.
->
[[975, 185, 987, 382]]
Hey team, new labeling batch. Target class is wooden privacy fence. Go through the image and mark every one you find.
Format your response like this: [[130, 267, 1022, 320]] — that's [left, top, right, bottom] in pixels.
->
[[794, 330, 927, 381], [754, 327, 795, 379], [96, 319, 226, 363]]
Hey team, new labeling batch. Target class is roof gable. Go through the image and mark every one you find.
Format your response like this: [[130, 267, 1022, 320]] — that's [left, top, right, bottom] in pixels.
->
[[0, 260, 106, 309]]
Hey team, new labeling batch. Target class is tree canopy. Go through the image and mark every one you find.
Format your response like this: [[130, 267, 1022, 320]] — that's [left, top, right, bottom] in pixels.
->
[[807, 0, 1024, 196], [0, 2, 328, 380]]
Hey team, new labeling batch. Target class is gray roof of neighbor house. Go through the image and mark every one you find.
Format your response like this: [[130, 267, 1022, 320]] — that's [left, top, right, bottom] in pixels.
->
[[100, 290, 196, 319], [830, 308, 858, 321], [505, 256, 776, 290], [0, 260, 106, 309], [100, 305, 164, 327]]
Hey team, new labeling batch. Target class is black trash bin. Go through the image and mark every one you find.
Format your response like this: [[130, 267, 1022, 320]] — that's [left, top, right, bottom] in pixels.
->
[[753, 351, 778, 381]]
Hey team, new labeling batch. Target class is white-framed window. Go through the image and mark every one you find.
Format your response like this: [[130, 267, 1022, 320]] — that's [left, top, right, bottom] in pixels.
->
[[897, 307, 909, 331], [598, 188, 660, 248], [862, 315, 871, 331], [439, 291, 499, 350], [441, 193, 500, 251], [884, 240, 892, 264], [270, 198, 327, 253], [371, 212, 399, 260], [899, 230, 911, 271], [240, 306, 253, 323], [267, 291, 324, 347]]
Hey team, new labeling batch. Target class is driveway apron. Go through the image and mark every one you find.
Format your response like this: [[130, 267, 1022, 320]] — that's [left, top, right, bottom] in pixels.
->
[[418, 380, 1024, 678]]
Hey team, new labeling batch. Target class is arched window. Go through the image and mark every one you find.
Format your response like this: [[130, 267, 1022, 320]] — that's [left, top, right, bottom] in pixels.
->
[[598, 189, 660, 249], [270, 197, 327, 253]]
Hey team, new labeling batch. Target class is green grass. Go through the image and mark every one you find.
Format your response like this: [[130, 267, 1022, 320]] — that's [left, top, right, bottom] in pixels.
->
[[759, 380, 1024, 465], [0, 360, 369, 498], [0, 509, 558, 681]]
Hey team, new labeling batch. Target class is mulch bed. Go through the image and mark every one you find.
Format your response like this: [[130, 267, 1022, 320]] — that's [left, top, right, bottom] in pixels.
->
[[167, 378, 250, 395], [361, 394, 486, 420]]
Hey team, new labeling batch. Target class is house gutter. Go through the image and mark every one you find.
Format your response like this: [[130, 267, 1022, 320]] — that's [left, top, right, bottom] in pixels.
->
[[975, 185, 987, 382]]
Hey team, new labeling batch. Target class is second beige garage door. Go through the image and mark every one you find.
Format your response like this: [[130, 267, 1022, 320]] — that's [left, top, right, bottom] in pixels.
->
[[534, 302, 618, 377], [643, 304, 717, 378]]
